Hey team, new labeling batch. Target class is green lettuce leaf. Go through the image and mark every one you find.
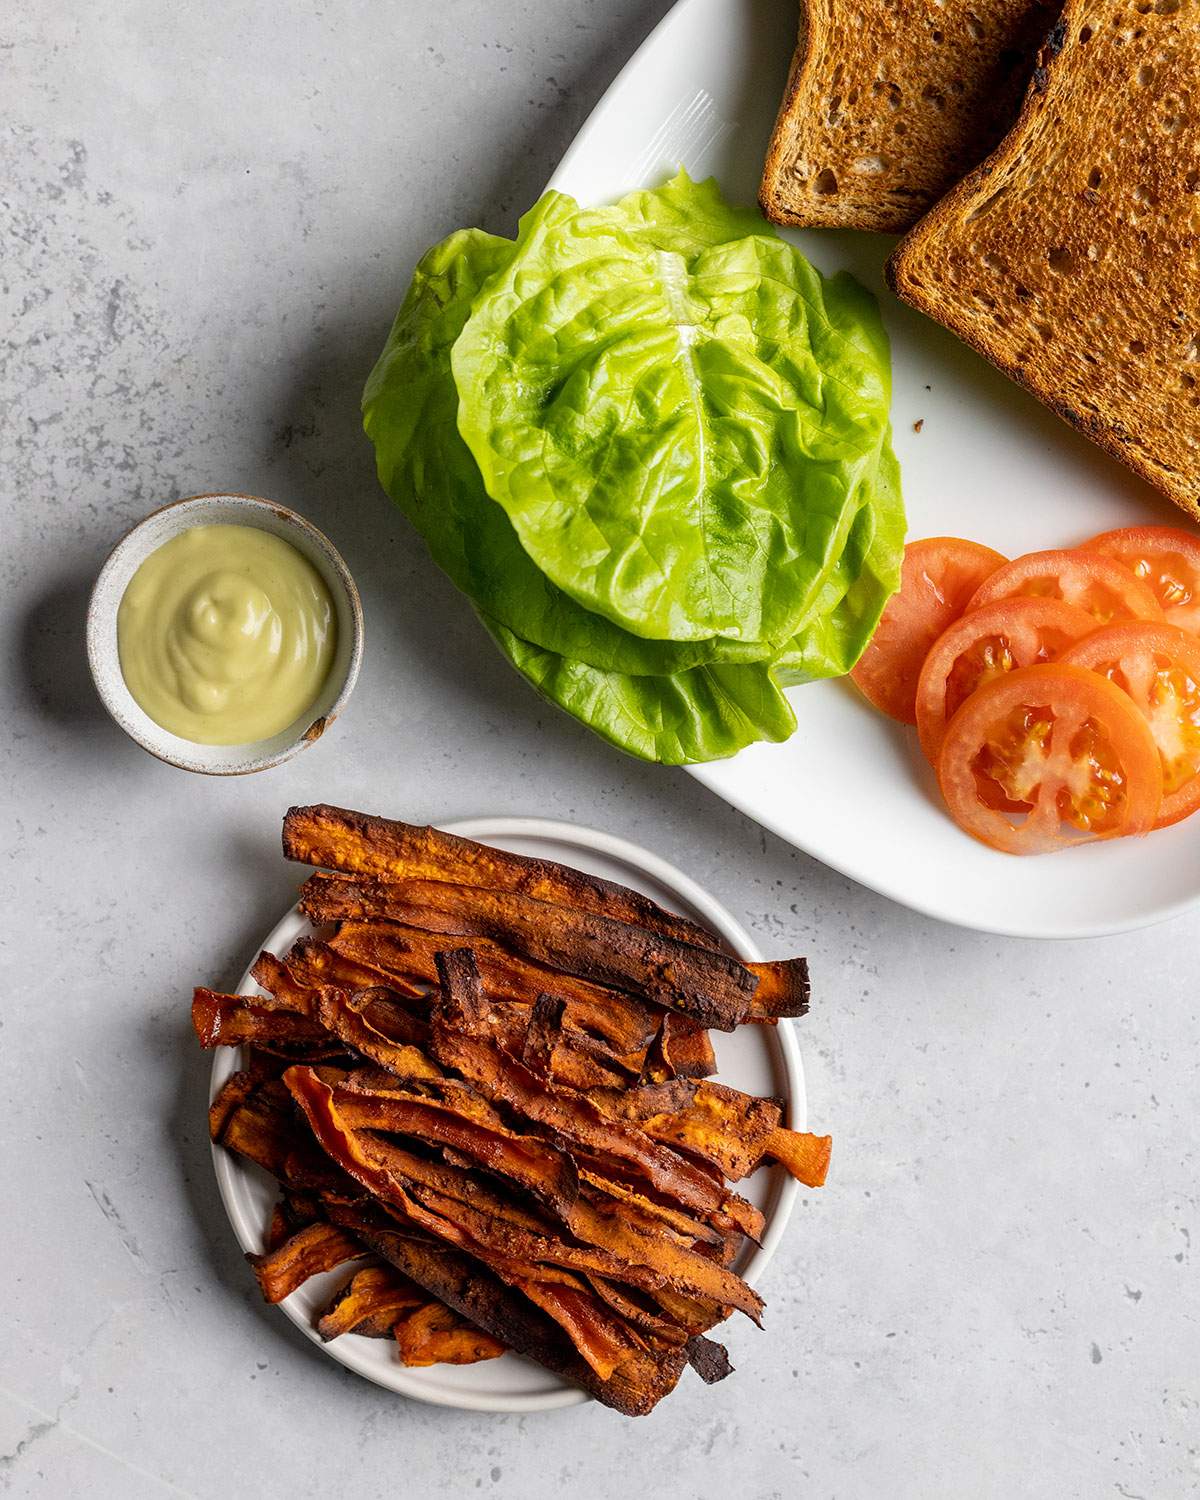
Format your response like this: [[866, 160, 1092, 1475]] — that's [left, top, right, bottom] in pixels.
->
[[776, 433, 905, 683], [362, 219, 776, 674], [481, 616, 797, 765], [362, 172, 905, 764], [452, 170, 893, 644]]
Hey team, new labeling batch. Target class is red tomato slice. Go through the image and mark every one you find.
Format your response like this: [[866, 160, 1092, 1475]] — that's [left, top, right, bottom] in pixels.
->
[[1083, 525, 1200, 634], [851, 537, 1006, 723], [915, 596, 1098, 763], [965, 549, 1163, 625], [937, 663, 1163, 854], [1058, 621, 1200, 828]]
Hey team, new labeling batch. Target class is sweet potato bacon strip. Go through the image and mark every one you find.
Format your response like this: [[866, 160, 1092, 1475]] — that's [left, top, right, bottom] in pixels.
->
[[396, 1170, 760, 1326], [328, 1206, 687, 1415], [328, 920, 660, 1054], [316, 1265, 427, 1340], [594, 1079, 831, 1185], [394, 1301, 505, 1366], [745, 958, 810, 1020], [283, 803, 719, 951], [426, 1019, 764, 1239], [328, 1086, 580, 1221], [213, 1080, 694, 1414], [326, 1076, 737, 1299], [248, 949, 439, 1076], [593, 1080, 781, 1181], [763, 1127, 832, 1188], [299, 873, 757, 1032], [285, 1068, 764, 1323], [519, 1281, 649, 1382], [646, 1015, 717, 1081], [685, 1335, 734, 1384], [192, 990, 330, 1049], [247, 1221, 366, 1303], [284, 938, 426, 1001]]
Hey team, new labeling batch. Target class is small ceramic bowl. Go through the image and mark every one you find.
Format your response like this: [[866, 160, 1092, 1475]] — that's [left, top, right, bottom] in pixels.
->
[[87, 492, 363, 775]]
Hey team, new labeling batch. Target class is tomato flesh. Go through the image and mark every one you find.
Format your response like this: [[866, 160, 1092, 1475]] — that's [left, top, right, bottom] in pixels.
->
[[937, 664, 1163, 854], [1083, 525, 1200, 635], [965, 548, 1162, 625], [851, 537, 1006, 723], [1059, 621, 1200, 827], [915, 596, 1097, 762]]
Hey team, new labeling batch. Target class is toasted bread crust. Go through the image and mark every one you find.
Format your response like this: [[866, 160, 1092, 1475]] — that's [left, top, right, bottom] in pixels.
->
[[888, 0, 1200, 520], [761, 0, 1056, 233]]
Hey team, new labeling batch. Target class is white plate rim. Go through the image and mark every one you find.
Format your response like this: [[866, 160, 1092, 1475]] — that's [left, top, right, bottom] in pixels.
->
[[688, 761, 1200, 942], [209, 815, 805, 1414]]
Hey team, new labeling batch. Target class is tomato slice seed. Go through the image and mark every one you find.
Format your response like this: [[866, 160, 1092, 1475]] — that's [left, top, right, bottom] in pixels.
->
[[1084, 525, 1200, 634], [1059, 621, 1200, 828], [915, 596, 1097, 762], [937, 663, 1163, 853]]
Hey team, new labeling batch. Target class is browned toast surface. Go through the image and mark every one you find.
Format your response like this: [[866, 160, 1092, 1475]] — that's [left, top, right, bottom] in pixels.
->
[[761, 0, 1057, 233], [888, 0, 1200, 519]]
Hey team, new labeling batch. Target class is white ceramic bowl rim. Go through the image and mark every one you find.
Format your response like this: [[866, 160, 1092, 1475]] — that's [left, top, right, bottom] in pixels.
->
[[87, 492, 363, 775]]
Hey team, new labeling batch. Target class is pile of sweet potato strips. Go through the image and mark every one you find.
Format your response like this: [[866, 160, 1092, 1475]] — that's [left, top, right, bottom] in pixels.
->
[[195, 806, 829, 1415]]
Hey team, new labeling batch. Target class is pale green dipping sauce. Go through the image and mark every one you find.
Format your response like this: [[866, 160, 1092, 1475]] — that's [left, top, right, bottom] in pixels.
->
[[117, 524, 336, 745]]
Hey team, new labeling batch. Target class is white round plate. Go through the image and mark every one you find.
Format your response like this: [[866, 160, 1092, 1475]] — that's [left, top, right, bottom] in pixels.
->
[[210, 817, 805, 1412], [548, 0, 1200, 940]]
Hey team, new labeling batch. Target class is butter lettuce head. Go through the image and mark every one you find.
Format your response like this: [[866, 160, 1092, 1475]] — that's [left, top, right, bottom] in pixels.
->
[[362, 219, 769, 676], [452, 172, 893, 644], [362, 172, 904, 764]]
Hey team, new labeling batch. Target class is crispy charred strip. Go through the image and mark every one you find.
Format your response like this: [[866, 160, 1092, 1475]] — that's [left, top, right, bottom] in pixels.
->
[[433, 946, 489, 1031], [428, 946, 636, 1092], [685, 1335, 734, 1384], [427, 1024, 764, 1239], [325, 1205, 686, 1414], [328, 1085, 580, 1221], [308, 990, 436, 1076], [316, 1264, 427, 1340], [395, 1301, 505, 1366], [285, 938, 427, 1001], [265, 1191, 323, 1251], [586, 1277, 694, 1344], [246, 1221, 367, 1303], [329, 921, 660, 1055], [348, 1098, 754, 1320], [746, 957, 810, 1020], [209, 1074, 352, 1196], [211, 1080, 669, 1392], [285, 1068, 764, 1323], [283, 804, 718, 952], [300, 873, 757, 1032], [593, 1080, 781, 1181], [763, 1127, 832, 1188], [249, 949, 438, 1075], [576, 1170, 725, 1249], [192, 989, 330, 1049], [397, 1170, 761, 1325], [519, 1280, 650, 1381], [645, 1014, 717, 1081], [209, 1070, 257, 1140]]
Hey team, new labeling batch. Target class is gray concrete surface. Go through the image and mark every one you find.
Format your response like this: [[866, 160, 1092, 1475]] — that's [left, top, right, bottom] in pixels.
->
[[3, 2, 1197, 1496]]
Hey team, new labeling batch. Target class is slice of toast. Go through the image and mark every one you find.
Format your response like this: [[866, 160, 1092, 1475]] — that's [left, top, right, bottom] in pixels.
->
[[761, 0, 1058, 233], [888, 0, 1200, 519]]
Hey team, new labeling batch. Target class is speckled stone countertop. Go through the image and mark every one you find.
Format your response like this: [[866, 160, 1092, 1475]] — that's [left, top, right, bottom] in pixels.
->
[[3, 2, 1198, 1496]]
